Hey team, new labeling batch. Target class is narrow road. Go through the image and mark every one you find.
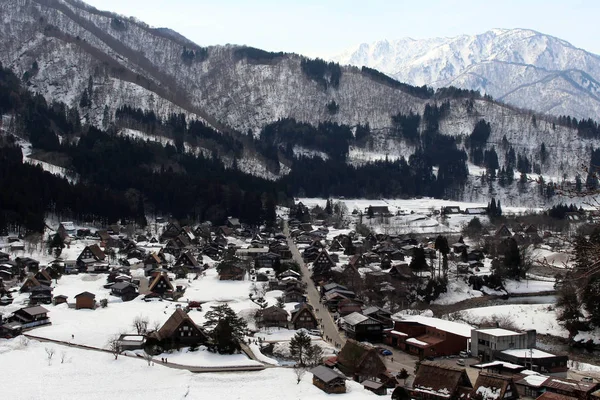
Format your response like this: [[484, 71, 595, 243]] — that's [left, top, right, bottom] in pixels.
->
[[283, 220, 345, 349]]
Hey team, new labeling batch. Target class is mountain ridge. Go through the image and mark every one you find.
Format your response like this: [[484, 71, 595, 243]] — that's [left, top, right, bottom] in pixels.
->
[[331, 28, 600, 120], [1, 0, 599, 201]]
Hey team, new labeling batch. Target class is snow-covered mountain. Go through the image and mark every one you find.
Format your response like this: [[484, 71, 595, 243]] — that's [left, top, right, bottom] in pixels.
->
[[1, 0, 598, 199], [332, 29, 600, 121]]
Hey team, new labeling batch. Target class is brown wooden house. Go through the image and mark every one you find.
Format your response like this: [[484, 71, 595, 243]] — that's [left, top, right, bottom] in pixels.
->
[[34, 269, 53, 286], [217, 263, 245, 281], [310, 365, 346, 394], [53, 295, 68, 305], [147, 308, 208, 349], [337, 339, 387, 382], [411, 361, 473, 400], [20, 275, 41, 292], [148, 273, 174, 295], [290, 303, 318, 330], [256, 306, 289, 328], [74, 291, 96, 309], [471, 372, 519, 400], [78, 244, 106, 262], [29, 285, 53, 305], [110, 281, 138, 301], [312, 250, 335, 282]]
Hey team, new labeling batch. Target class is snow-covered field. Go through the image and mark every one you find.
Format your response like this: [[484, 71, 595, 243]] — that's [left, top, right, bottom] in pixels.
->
[[451, 304, 566, 337], [296, 197, 538, 235], [0, 338, 377, 400]]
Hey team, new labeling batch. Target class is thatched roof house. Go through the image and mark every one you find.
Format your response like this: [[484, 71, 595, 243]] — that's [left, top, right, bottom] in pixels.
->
[[412, 361, 473, 400]]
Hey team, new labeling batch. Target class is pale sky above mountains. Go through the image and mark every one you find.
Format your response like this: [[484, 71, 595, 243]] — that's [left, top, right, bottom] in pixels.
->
[[84, 0, 600, 57]]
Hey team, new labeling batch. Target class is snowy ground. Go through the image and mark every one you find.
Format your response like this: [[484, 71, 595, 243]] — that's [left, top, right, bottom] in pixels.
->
[[1, 262, 284, 368], [297, 197, 536, 235], [0, 338, 377, 400], [450, 304, 567, 337]]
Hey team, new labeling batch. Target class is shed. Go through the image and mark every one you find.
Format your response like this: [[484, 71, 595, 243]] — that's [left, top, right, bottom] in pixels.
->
[[310, 365, 346, 394], [74, 291, 96, 310]]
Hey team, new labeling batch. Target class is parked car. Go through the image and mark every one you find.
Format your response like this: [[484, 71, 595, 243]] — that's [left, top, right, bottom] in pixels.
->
[[459, 350, 469, 358], [425, 356, 435, 361], [380, 349, 393, 356], [582, 377, 594, 383], [456, 359, 465, 366], [308, 329, 322, 337]]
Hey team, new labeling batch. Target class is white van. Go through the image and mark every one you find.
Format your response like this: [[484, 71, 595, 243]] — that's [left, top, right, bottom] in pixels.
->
[[459, 350, 469, 358]]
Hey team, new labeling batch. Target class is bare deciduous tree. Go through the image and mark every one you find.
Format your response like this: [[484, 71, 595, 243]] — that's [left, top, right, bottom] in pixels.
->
[[132, 315, 149, 335], [45, 347, 55, 366], [107, 335, 121, 360], [293, 365, 306, 384], [60, 351, 67, 364]]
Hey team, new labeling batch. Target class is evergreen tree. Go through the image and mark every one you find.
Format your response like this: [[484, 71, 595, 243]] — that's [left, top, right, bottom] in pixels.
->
[[409, 247, 428, 275], [556, 281, 583, 338], [203, 304, 247, 354], [289, 330, 312, 366]]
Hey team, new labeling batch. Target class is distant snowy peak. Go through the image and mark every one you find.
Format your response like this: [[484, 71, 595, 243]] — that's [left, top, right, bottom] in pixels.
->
[[332, 28, 600, 120]]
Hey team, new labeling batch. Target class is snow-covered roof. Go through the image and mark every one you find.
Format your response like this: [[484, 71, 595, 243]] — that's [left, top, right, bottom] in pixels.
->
[[476, 360, 523, 370], [520, 374, 549, 387], [343, 312, 369, 326], [406, 337, 429, 346], [398, 315, 473, 338], [477, 328, 520, 336], [501, 348, 556, 359]]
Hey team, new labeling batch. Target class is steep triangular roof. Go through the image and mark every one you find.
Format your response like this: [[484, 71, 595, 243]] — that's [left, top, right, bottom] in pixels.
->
[[87, 244, 106, 261], [153, 308, 207, 341], [148, 273, 174, 292], [471, 372, 517, 400], [291, 303, 316, 324], [413, 361, 473, 398], [337, 339, 386, 377]]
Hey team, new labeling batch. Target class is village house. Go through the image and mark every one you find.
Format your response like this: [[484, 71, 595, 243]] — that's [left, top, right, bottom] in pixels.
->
[[341, 312, 383, 342], [28, 285, 53, 305], [496, 348, 569, 375], [217, 262, 245, 280], [386, 315, 471, 358], [310, 365, 346, 394], [147, 308, 208, 349], [311, 250, 335, 282], [77, 244, 107, 272], [9, 305, 51, 329], [20, 275, 42, 292], [160, 221, 183, 241], [471, 327, 537, 362], [290, 303, 318, 331], [53, 295, 68, 306], [284, 286, 306, 303], [110, 281, 138, 301], [74, 291, 96, 309], [411, 361, 473, 400], [337, 298, 364, 317], [539, 376, 599, 399], [16, 257, 40, 273], [340, 264, 362, 292], [362, 306, 393, 329], [34, 268, 53, 286], [362, 380, 388, 396], [148, 273, 174, 295], [471, 372, 520, 400], [143, 253, 163, 271], [116, 334, 146, 351], [255, 306, 288, 328], [336, 340, 388, 383]]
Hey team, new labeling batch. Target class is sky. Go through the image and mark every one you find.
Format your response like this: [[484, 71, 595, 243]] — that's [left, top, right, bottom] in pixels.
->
[[83, 0, 600, 57]]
